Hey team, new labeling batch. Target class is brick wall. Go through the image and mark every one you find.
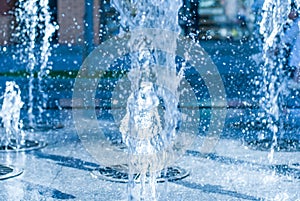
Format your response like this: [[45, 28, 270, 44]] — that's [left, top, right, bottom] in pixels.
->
[[0, 15, 14, 45], [57, 0, 85, 44], [57, 0, 100, 44], [0, 0, 16, 45], [93, 0, 100, 44]]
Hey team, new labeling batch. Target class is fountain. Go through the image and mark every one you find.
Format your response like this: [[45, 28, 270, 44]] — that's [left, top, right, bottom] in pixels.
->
[[246, 0, 300, 158], [2, 0, 300, 200], [0, 81, 24, 150], [13, 0, 57, 130], [0, 81, 47, 152], [111, 1, 185, 200], [0, 0, 52, 152], [73, 0, 226, 200]]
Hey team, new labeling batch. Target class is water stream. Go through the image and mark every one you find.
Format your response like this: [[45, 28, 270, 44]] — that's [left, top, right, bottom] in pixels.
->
[[258, 0, 295, 161], [111, 0, 183, 200], [14, 0, 56, 128], [0, 81, 24, 150]]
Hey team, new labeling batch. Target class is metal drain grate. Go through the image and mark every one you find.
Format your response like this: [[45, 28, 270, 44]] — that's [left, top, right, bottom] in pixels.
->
[[289, 163, 300, 170], [0, 139, 47, 152], [0, 164, 13, 176], [91, 166, 189, 183], [0, 164, 23, 180], [245, 139, 300, 152]]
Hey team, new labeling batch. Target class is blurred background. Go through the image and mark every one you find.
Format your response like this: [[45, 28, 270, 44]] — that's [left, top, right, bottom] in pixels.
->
[[0, 0, 259, 45]]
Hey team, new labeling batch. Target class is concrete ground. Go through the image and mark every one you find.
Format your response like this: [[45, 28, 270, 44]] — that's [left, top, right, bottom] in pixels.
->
[[0, 108, 300, 201]]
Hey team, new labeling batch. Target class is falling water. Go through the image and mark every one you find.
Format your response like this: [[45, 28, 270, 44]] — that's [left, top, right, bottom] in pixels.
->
[[258, 0, 292, 161], [14, 0, 38, 127], [0, 81, 24, 150], [14, 0, 56, 128], [37, 0, 57, 125], [111, 0, 183, 200]]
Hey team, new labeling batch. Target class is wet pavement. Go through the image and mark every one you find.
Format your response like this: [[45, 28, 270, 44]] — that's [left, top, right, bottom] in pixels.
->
[[0, 39, 300, 200], [0, 108, 299, 200]]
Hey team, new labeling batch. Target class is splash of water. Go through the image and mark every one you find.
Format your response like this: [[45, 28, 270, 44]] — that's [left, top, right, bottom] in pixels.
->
[[14, 0, 38, 127], [0, 81, 24, 150], [14, 0, 56, 127], [112, 0, 183, 200], [37, 0, 57, 123], [258, 0, 292, 162]]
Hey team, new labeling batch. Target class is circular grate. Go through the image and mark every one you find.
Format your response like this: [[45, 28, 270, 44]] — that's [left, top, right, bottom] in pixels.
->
[[91, 166, 189, 183], [245, 139, 300, 152], [0, 139, 47, 153], [0, 164, 23, 180]]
